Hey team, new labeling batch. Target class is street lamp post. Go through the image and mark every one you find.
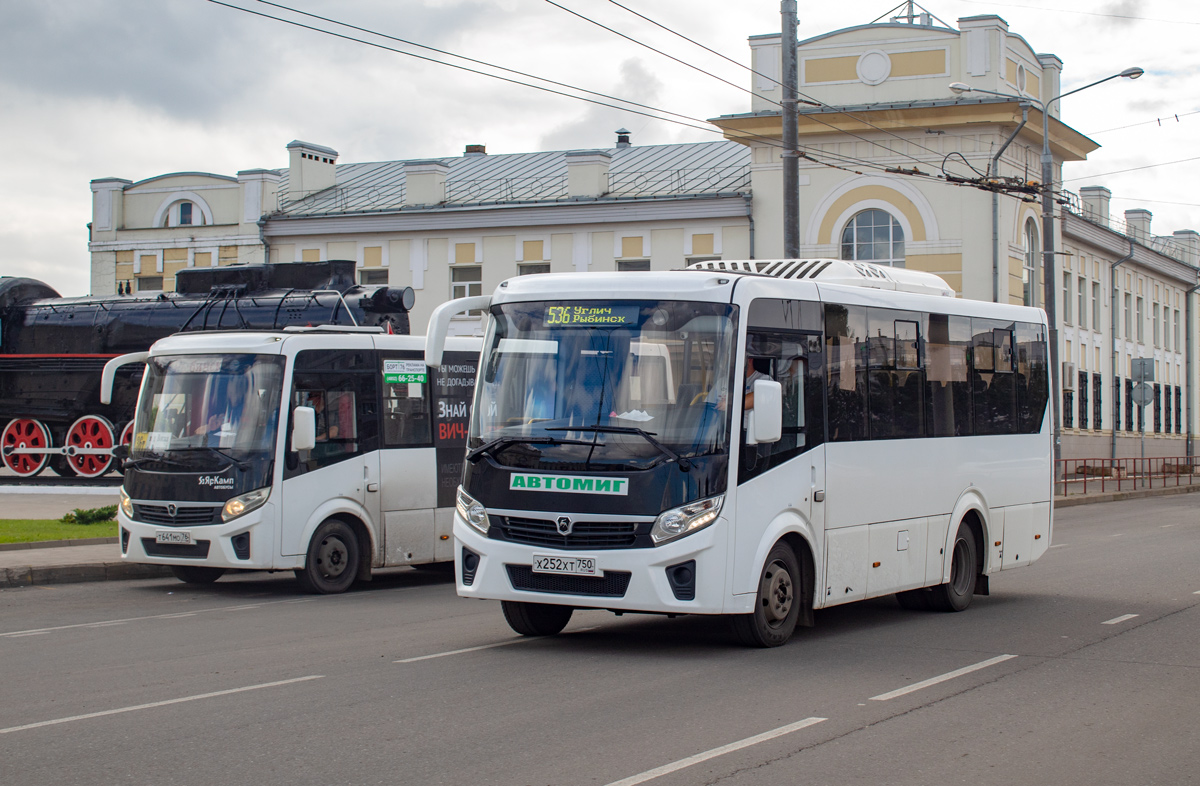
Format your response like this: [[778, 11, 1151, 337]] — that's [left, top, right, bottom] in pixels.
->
[[949, 67, 1143, 470]]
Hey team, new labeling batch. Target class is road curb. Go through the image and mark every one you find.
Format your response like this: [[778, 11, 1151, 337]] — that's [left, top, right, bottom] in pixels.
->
[[1, 561, 172, 589], [1055, 482, 1200, 508], [0, 537, 119, 552]]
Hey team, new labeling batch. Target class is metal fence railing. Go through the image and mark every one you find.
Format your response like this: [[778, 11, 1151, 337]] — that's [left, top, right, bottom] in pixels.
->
[[1057, 456, 1200, 497]]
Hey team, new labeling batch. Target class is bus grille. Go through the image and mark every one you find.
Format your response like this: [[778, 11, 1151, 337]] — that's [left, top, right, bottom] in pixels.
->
[[506, 565, 632, 597], [134, 504, 219, 527], [494, 516, 643, 549], [141, 539, 212, 559]]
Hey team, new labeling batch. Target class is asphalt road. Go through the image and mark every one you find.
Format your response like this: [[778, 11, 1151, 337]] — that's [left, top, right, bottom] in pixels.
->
[[2, 495, 1197, 786]]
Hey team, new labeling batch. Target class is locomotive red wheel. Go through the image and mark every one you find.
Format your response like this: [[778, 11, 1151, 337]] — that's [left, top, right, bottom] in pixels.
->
[[1, 419, 52, 477], [120, 421, 135, 446], [65, 415, 116, 478]]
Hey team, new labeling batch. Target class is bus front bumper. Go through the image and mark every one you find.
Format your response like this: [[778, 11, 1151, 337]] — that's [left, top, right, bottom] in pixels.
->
[[453, 514, 728, 615], [118, 503, 284, 571]]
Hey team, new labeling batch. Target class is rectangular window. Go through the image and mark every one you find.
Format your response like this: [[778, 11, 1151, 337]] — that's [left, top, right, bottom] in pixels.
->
[[617, 259, 651, 272], [1063, 390, 1074, 429], [1176, 386, 1183, 435], [1153, 304, 1161, 347], [1062, 273, 1071, 324], [359, 269, 389, 285], [1124, 293, 1132, 338], [1153, 383, 1162, 433], [825, 304, 868, 442], [972, 321, 1017, 436], [1174, 310, 1181, 352], [865, 311, 924, 440], [137, 276, 163, 291], [1125, 378, 1134, 433], [380, 353, 432, 447], [179, 202, 193, 225], [1092, 282, 1100, 333], [1078, 277, 1086, 330], [1165, 382, 1172, 433], [925, 314, 973, 437], [451, 265, 483, 316], [1114, 376, 1122, 432], [739, 327, 823, 481], [1136, 297, 1144, 343], [1078, 370, 1089, 430], [518, 263, 551, 276], [286, 348, 379, 478], [1093, 373, 1102, 432]]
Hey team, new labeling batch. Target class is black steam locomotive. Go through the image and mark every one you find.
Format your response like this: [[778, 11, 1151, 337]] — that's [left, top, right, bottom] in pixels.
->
[[0, 260, 415, 479]]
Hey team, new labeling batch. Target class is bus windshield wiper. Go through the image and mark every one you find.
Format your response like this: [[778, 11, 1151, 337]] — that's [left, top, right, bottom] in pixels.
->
[[466, 435, 595, 463], [123, 452, 195, 470], [545, 426, 691, 471], [174, 446, 251, 472]]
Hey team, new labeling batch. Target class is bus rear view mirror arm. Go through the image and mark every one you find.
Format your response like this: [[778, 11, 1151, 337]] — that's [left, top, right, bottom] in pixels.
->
[[100, 351, 149, 405], [292, 406, 316, 452], [425, 296, 491, 368]]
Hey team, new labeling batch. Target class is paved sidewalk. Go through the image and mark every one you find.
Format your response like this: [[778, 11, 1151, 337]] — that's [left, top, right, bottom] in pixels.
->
[[2, 483, 1197, 589]]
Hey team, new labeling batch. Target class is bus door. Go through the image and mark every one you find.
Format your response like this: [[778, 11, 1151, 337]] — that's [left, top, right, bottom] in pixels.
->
[[281, 345, 380, 559], [732, 299, 826, 594]]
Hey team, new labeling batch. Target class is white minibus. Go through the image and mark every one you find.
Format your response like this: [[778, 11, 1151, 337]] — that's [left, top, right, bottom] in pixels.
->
[[103, 328, 481, 593], [426, 260, 1051, 646]]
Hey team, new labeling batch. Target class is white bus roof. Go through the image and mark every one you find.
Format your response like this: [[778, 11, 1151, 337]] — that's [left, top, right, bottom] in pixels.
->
[[145, 331, 478, 357], [687, 259, 956, 298]]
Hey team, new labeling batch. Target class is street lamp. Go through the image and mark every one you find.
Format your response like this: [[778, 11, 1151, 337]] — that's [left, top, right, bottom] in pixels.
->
[[949, 67, 1143, 469]]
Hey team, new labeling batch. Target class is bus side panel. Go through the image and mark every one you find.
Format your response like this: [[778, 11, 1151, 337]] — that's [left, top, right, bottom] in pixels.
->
[[1029, 501, 1050, 562], [865, 518, 928, 597], [380, 446, 437, 565], [925, 514, 950, 585], [1001, 503, 1034, 569], [824, 525, 869, 606]]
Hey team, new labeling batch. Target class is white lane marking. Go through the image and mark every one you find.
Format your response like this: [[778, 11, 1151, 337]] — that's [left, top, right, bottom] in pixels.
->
[[396, 627, 600, 663], [869, 654, 1017, 702], [1050, 544, 1067, 548], [0, 675, 323, 735], [84, 621, 127, 628], [7, 632, 48, 638], [603, 717, 827, 786], [0, 597, 311, 638], [1194, 591, 1200, 595], [1102, 614, 1139, 625]]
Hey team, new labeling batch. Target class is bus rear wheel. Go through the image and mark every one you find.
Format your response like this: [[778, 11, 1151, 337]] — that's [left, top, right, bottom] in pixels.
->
[[295, 519, 360, 594], [929, 522, 978, 612], [501, 601, 573, 637], [731, 542, 801, 647], [170, 565, 226, 584]]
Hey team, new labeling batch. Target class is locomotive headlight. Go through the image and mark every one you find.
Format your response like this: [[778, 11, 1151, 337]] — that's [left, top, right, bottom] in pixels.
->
[[222, 487, 270, 523], [456, 487, 490, 535], [119, 487, 134, 519], [650, 494, 724, 545]]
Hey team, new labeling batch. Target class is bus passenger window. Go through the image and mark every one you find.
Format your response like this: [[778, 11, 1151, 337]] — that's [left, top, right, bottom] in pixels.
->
[[383, 377, 432, 447]]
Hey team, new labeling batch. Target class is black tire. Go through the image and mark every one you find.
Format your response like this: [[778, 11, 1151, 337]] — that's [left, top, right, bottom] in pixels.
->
[[295, 519, 360, 594], [501, 601, 573, 637], [169, 564, 226, 584], [896, 588, 932, 610], [928, 522, 978, 612], [731, 542, 802, 647]]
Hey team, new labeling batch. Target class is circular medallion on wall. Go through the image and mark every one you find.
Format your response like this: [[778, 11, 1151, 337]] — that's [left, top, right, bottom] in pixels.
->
[[857, 50, 892, 85]]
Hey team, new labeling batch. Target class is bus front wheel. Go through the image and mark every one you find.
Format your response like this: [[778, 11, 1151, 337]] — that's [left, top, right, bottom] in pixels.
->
[[169, 565, 225, 584], [295, 519, 360, 594], [501, 601, 573, 637], [929, 522, 978, 612], [731, 542, 801, 647]]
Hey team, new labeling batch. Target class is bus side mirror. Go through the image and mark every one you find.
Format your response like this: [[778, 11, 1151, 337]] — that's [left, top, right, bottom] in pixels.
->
[[746, 379, 782, 445], [292, 406, 316, 452]]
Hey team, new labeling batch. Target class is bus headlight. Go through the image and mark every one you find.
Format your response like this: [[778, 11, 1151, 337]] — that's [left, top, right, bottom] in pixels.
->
[[119, 487, 134, 519], [651, 494, 724, 545], [222, 487, 270, 523], [456, 487, 490, 535]]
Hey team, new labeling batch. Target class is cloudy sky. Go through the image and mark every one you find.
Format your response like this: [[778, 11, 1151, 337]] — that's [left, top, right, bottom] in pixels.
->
[[2, 0, 1196, 296]]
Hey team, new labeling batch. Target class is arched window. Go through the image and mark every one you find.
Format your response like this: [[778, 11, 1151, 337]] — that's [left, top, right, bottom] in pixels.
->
[[840, 209, 905, 267], [161, 200, 204, 227], [1023, 219, 1039, 307]]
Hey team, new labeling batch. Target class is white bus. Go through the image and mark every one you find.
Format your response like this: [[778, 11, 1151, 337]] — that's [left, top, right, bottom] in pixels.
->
[[102, 328, 481, 593], [426, 260, 1052, 646]]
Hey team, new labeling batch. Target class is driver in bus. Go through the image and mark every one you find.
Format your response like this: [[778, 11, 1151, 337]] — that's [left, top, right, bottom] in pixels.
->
[[194, 378, 246, 446]]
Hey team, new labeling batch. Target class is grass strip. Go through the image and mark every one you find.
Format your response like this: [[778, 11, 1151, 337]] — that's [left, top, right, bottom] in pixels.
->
[[0, 519, 118, 544]]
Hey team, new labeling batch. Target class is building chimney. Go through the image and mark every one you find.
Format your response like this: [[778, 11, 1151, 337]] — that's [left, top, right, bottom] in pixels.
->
[[566, 150, 612, 198], [748, 33, 782, 112], [464, 144, 486, 157], [403, 160, 450, 206], [1125, 209, 1152, 244], [1079, 186, 1111, 227], [1172, 230, 1200, 265], [615, 128, 631, 149], [286, 141, 338, 202]]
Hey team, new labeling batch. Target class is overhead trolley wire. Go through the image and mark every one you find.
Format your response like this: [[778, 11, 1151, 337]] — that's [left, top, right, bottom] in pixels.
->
[[205, 1, 999, 194]]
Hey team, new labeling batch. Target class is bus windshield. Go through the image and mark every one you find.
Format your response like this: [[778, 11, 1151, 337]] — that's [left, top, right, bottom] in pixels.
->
[[470, 300, 736, 470], [131, 354, 286, 470]]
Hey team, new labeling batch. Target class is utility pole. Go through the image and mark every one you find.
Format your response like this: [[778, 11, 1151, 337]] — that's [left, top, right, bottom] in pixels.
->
[[781, 0, 800, 259]]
